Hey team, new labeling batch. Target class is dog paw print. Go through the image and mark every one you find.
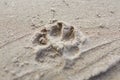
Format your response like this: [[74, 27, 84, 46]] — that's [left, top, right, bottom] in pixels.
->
[[31, 21, 87, 63]]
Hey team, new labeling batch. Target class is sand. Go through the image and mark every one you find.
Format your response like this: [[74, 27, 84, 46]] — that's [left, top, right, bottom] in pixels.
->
[[0, 0, 120, 80]]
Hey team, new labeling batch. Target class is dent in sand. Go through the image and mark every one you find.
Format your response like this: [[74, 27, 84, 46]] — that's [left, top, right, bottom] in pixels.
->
[[31, 21, 87, 67]]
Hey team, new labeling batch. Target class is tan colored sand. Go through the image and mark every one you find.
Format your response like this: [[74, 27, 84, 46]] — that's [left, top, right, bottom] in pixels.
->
[[0, 0, 120, 80]]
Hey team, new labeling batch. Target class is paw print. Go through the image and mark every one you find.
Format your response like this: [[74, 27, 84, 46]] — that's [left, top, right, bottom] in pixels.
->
[[31, 21, 87, 63]]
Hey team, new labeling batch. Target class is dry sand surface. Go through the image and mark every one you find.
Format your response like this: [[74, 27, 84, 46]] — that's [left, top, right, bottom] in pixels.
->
[[0, 0, 120, 80]]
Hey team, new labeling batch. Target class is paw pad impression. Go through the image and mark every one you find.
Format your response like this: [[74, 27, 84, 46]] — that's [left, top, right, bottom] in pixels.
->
[[31, 21, 87, 63]]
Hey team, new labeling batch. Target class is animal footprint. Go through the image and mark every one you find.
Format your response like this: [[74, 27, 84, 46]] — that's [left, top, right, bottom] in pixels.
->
[[31, 21, 87, 64]]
